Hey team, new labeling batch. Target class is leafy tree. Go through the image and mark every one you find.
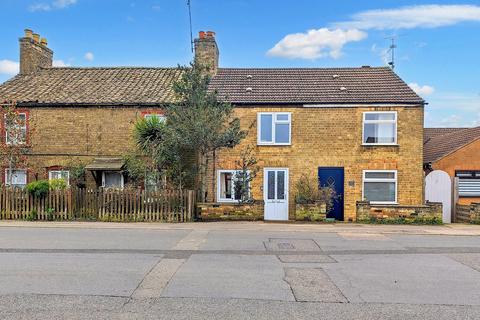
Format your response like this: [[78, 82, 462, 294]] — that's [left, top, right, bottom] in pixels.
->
[[133, 62, 246, 198], [166, 62, 246, 199], [0, 101, 32, 186]]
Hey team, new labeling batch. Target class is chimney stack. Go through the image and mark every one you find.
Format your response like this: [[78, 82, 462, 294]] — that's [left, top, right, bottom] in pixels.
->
[[19, 28, 53, 74], [194, 30, 219, 76]]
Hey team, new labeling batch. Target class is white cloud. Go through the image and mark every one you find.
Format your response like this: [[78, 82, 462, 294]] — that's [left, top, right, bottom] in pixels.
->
[[84, 52, 94, 61], [53, 60, 70, 67], [152, 5, 161, 11], [29, 0, 77, 12], [0, 60, 19, 75], [409, 83, 435, 96], [335, 5, 480, 30], [267, 28, 367, 60]]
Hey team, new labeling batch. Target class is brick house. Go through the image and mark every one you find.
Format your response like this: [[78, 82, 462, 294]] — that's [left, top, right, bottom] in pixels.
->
[[424, 127, 480, 204], [0, 29, 426, 221]]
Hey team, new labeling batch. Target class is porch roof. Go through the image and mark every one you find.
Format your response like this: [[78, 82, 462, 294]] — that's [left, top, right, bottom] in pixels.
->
[[85, 158, 125, 171]]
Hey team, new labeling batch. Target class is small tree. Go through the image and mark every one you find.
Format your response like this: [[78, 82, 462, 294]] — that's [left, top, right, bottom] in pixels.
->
[[166, 62, 247, 200], [0, 101, 32, 187], [233, 145, 259, 204]]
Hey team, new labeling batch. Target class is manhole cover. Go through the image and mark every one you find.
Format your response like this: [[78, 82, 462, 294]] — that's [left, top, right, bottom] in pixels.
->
[[264, 239, 321, 252]]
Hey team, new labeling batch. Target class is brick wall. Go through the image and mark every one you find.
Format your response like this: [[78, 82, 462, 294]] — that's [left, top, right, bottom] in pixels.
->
[[20, 106, 160, 188], [210, 105, 425, 221], [432, 138, 480, 204], [356, 201, 442, 221]]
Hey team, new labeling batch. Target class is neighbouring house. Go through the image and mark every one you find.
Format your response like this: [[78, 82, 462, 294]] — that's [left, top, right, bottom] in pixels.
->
[[0, 29, 426, 222], [424, 127, 480, 204]]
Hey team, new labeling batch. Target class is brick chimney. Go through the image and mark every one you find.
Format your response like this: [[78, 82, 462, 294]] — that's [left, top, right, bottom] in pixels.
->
[[194, 31, 219, 75], [19, 29, 53, 74]]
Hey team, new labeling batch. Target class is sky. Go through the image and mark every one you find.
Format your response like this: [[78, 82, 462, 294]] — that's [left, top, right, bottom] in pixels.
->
[[0, 0, 479, 127]]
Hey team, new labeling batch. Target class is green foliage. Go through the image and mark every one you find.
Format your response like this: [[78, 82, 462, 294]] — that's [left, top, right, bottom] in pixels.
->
[[295, 174, 337, 212], [359, 215, 443, 225], [49, 178, 67, 190], [26, 209, 37, 221], [66, 159, 86, 188], [233, 145, 259, 204], [46, 208, 55, 221], [132, 62, 246, 195], [26, 180, 50, 198], [122, 151, 148, 186]]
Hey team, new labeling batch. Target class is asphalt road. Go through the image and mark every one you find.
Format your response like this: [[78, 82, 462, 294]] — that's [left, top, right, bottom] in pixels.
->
[[0, 221, 480, 319]]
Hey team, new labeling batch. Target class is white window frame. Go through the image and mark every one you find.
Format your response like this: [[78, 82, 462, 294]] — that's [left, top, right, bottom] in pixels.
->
[[5, 169, 27, 187], [257, 112, 291, 146], [217, 170, 250, 203], [144, 113, 166, 122], [5, 112, 27, 145], [48, 170, 70, 186], [362, 170, 398, 204], [102, 171, 124, 189], [362, 111, 397, 146]]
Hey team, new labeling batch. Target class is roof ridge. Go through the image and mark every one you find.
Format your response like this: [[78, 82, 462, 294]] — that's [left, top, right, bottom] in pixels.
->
[[218, 66, 391, 71], [43, 66, 182, 70]]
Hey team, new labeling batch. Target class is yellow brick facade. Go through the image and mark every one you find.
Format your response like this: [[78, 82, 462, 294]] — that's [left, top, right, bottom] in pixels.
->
[[18, 104, 424, 221], [21, 106, 159, 187], [211, 105, 425, 221]]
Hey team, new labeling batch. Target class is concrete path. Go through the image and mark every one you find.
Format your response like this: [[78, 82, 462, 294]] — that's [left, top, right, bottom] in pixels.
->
[[0, 221, 480, 319]]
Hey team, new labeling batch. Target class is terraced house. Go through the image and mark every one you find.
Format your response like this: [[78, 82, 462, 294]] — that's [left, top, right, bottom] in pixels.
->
[[0, 29, 425, 221]]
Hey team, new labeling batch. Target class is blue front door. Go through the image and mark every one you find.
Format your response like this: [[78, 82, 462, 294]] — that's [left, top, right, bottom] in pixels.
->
[[318, 167, 344, 221]]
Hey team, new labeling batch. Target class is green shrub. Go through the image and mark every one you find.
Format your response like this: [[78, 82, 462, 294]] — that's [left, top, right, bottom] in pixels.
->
[[26, 180, 50, 198], [49, 179, 67, 190], [359, 215, 442, 225], [26, 209, 37, 221], [46, 208, 55, 221]]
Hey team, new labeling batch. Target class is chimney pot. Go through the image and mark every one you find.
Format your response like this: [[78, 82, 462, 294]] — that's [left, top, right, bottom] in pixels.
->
[[32, 33, 40, 43], [206, 31, 215, 38], [199, 31, 206, 39], [40, 38, 48, 46], [24, 29, 33, 39]]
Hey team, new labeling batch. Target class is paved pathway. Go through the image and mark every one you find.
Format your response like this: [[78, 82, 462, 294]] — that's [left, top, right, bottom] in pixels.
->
[[0, 221, 480, 319]]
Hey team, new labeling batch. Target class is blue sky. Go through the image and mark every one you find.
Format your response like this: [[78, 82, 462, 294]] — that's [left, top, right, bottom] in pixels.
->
[[0, 0, 479, 127]]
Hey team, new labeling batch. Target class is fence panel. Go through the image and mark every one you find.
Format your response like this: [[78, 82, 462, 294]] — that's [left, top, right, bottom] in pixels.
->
[[0, 187, 196, 222]]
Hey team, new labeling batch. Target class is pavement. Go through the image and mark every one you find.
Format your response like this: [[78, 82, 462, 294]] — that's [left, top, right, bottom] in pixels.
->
[[0, 221, 480, 319]]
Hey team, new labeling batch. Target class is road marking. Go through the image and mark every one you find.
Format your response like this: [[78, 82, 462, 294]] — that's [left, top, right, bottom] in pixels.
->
[[132, 259, 185, 299]]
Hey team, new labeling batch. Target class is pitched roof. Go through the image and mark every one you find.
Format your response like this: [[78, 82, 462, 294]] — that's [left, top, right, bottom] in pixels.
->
[[209, 67, 424, 104], [424, 127, 480, 163], [0, 67, 183, 105], [0, 66, 424, 106], [424, 127, 465, 141]]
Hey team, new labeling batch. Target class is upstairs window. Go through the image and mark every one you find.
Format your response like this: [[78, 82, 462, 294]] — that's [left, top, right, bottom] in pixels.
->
[[5, 169, 27, 188], [144, 113, 166, 122], [5, 113, 27, 145], [49, 170, 70, 186], [456, 171, 480, 197], [363, 112, 397, 145], [363, 170, 397, 204], [257, 112, 291, 145]]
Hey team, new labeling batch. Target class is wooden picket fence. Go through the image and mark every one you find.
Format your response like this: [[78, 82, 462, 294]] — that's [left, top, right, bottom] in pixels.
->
[[0, 187, 196, 222]]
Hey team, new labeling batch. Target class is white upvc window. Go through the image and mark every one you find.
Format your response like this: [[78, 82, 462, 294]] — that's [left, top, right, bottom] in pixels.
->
[[217, 170, 250, 202], [5, 169, 27, 187], [257, 112, 291, 145], [362, 111, 397, 145], [5, 113, 27, 145], [144, 113, 166, 122], [102, 171, 124, 189], [362, 170, 397, 204], [48, 170, 70, 186]]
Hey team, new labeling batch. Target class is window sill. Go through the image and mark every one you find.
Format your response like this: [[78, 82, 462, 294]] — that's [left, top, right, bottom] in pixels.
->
[[369, 202, 399, 206], [257, 143, 292, 146], [362, 144, 399, 147]]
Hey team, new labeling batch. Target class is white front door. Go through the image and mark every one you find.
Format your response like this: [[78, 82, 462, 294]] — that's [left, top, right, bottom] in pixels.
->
[[264, 168, 289, 221]]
